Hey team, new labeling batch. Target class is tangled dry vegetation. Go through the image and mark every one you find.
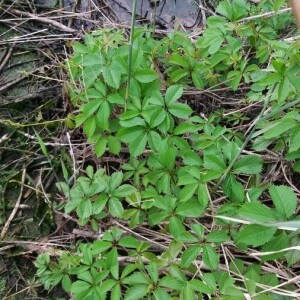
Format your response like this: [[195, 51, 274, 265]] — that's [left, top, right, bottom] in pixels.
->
[[1, 0, 300, 299]]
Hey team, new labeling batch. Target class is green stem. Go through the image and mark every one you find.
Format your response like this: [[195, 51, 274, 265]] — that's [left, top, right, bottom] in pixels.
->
[[125, 0, 138, 112]]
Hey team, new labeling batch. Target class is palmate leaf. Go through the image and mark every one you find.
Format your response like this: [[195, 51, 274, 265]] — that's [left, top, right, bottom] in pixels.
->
[[216, 0, 248, 21]]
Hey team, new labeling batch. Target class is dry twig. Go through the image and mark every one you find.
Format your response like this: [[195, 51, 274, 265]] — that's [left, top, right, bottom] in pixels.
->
[[0, 169, 26, 240]]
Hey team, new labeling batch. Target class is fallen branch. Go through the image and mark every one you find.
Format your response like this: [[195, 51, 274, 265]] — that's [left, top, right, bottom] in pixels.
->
[[3, 8, 77, 33]]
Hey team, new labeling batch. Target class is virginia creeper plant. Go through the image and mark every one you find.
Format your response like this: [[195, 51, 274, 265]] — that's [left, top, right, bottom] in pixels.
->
[[35, 0, 300, 299]]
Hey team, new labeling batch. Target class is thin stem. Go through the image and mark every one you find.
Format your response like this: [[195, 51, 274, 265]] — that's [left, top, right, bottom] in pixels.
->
[[125, 0, 138, 112]]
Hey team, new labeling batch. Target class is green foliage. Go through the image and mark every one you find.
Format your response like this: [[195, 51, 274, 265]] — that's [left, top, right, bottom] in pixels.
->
[[36, 0, 300, 299]]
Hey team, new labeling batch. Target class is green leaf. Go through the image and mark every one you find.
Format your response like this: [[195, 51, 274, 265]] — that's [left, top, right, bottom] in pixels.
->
[[169, 54, 189, 68], [182, 284, 195, 300], [176, 199, 203, 217], [173, 123, 199, 135], [34, 130, 49, 158], [108, 136, 121, 155], [208, 36, 224, 54], [179, 183, 198, 202], [189, 279, 213, 294], [119, 236, 138, 248], [289, 129, 300, 153], [109, 172, 123, 191], [216, 0, 248, 21], [259, 118, 297, 140], [71, 280, 91, 294], [124, 285, 148, 300], [84, 117, 97, 137], [111, 284, 121, 300], [62, 275, 72, 292], [181, 150, 202, 166], [106, 248, 119, 279], [197, 184, 210, 212], [192, 71, 205, 89], [82, 200, 93, 220], [169, 216, 185, 239], [207, 230, 229, 243], [153, 289, 172, 300], [100, 279, 117, 296], [285, 234, 300, 266], [261, 232, 289, 261], [170, 69, 189, 82], [165, 85, 183, 105], [233, 155, 263, 174], [181, 245, 201, 268], [108, 93, 124, 105], [237, 225, 277, 247], [95, 138, 107, 157], [269, 185, 297, 219], [222, 174, 244, 202], [122, 272, 151, 285], [130, 132, 147, 157], [159, 276, 185, 290], [204, 154, 226, 170], [114, 185, 136, 198], [93, 241, 112, 254], [134, 69, 157, 83], [103, 66, 121, 88], [169, 103, 193, 119], [238, 202, 276, 223], [108, 198, 124, 217], [202, 245, 219, 270], [97, 101, 110, 129]]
